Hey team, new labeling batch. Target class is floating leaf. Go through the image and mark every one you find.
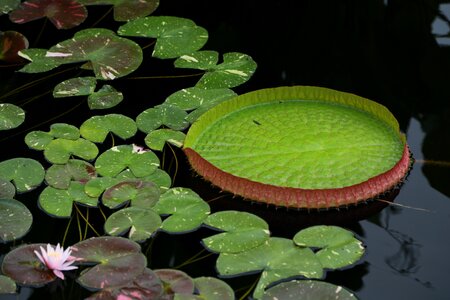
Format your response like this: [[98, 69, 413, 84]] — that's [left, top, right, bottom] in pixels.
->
[[25, 131, 53, 150], [0, 0, 20, 14], [154, 269, 195, 295], [175, 277, 235, 300], [0, 179, 15, 198], [0, 275, 16, 294], [262, 280, 358, 300], [18, 48, 62, 73], [53, 77, 97, 98], [71, 236, 147, 290], [0, 158, 44, 193], [49, 123, 80, 139], [45, 159, 96, 189], [314, 237, 365, 270], [145, 129, 186, 151], [105, 207, 161, 242], [102, 180, 160, 209], [0, 198, 33, 243], [0, 103, 25, 130], [80, 114, 137, 143], [9, 0, 88, 29], [136, 104, 189, 133], [1, 243, 56, 286], [84, 176, 120, 198], [25, 123, 80, 150], [88, 85, 123, 109], [118, 16, 208, 59], [153, 187, 210, 233], [216, 237, 323, 299], [44, 138, 99, 164], [0, 31, 29, 63], [79, 0, 159, 21], [95, 145, 159, 177], [202, 211, 270, 254], [39, 182, 98, 217], [174, 51, 218, 71]]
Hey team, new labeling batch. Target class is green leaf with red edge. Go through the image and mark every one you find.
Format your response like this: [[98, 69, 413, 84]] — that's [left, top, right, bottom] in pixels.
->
[[0, 31, 29, 63], [1, 243, 56, 287], [102, 179, 160, 209], [79, 0, 159, 21], [154, 269, 195, 296], [45, 159, 96, 189], [9, 0, 88, 29], [71, 236, 147, 290]]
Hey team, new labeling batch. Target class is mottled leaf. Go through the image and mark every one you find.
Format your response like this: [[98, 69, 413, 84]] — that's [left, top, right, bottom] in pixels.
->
[[174, 277, 234, 300], [88, 85, 123, 109], [154, 269, 195, 295], [102, 179, 160, 209], [18, 48, 62, 73], [53, 77, 97, 98], [144, 129, 185, 151], [165, 86, 236, 111], [79, 0, 159, 21], [0, 179, 15, 198], [0, 198, 33, 243], [44, 138, 99, 164], [0, 103, 25, 130], [136, 104, 189, 133], [0, 158, 44, 193], [80, 114, 136, 143], [45, 159, 96, 189]]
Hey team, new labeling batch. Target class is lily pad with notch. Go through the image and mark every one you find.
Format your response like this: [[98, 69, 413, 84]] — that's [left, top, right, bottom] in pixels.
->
[[53, 77, 97, 98], [18, 48, 63, 73], [174, 51, 219, 71], [0, 198, 33, 243], [174, 277, 235, 300], [0, 275, 16, 294], [136, 104, 189, 133], [79, 0, 159, 21], [0, 158, 44, 193], [88, 85, 123, 110], [0, 31, 29, 63], [80, 114, 137, 143], [102, 179, 160, 209], [44, 138, 99, 164], [45, 159, 96, 189], [25, 123, 80, 150], [144, 129, 186, 151], [154, 269, 195, 296], [0, 103, 25, 130]]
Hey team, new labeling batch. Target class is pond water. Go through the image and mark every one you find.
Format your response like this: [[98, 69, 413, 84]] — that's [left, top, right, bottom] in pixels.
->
[[1, 0, 450, 299]]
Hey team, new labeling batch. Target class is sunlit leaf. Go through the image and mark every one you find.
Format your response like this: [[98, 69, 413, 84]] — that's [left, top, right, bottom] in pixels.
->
[[202, 211, 270, 254], [79, 0, 159, 21], [44, 138, 99, 164], [136, 104, 189, 133], [216, 237, 323, 299], [102, 179, 160, 209], [0, 158, 44, 193], [0, 198, 33, 243], [105, 206, 161, 242], [315, 237, 365, 270], [0, 0, 20, 14], [0, 275, 16, 294], [153, 187, 210, 233], [18, 48, 63, 73], [53, 77, 97, 98], [88, 85, 123, 109], [80, 114, 136, 143], [0, 31, 29, 63], [45, 159, 96, 189], [154, 269, 195, 295], [0, 179, 15, 198], [71, 236, 147, 290], [95, 145, 159, 177], [144, 129, 186, 151], [25, 123, 80, 150], [25, 131, 53, 150], [9, 0, 88, 29], [118, 16, 208, 59], [165, 86, 236, 111], [0, 103, 25, 130]]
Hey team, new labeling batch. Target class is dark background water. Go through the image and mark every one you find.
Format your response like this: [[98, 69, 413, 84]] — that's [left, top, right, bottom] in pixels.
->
[[1, 0, 450, 299]]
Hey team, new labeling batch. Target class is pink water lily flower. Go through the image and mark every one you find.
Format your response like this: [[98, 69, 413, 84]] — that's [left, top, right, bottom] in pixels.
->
[[34, 243, 78, 280]]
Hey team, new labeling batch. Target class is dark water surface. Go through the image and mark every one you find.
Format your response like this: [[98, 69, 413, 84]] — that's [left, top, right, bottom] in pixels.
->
[[1, 1, 450, 299]]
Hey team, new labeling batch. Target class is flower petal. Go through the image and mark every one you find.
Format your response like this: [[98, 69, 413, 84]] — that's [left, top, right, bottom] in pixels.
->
[[53, 269, 65, 280]]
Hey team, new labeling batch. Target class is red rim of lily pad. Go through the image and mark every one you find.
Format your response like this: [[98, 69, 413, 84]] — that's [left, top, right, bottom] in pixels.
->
[[183, 86, 412, 209]]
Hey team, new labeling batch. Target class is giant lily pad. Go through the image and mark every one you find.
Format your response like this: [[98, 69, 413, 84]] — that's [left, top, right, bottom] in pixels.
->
[[18, 48, 62, 73], [71, 236, 147, 290], [102, 179, 160, 209], [184, 86, 411, 208], [0, 158, 44, 193], [136, 104, 189, 133], [0, 31, 29, 63], [88, 85, 123, 110], [0, 198, 33, 243], [118, 16, 208, 59], [44, 138, 99, 164], [0, 275, 16, 294], [9, 0, 88, 29], [45, 159, 96, 189], [80, 114, 136, 143], [0, 103, 25, 130], [202, 211, 270, 254], [216, 237, 323, 299], [53, 77, 97, 98], [79, 0, 159, 21]]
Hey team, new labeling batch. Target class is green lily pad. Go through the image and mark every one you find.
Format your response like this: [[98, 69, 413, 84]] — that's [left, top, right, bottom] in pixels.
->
[[315, 237, 365, 270], [105, 206, 161, 242], [80, 114, 137, 143], [0, 198, 33, 243], [45, 159, 96, 189], [174, 277, 234, 300], [153, 187, 210, 233], [174, 51, 218, 71], [216, 237, 323, 299], [0, 103, 25, 130], [144, 129, 186, 151], [118, 16, 208, 59], [262, 280, 358, 300], [0, 275, 16, 294], [44, 138, 99, 164], [39, 182, 98, 217], [88, 85, 123, 110], [0, 158, 44, 193], [53, 77, 97, 98], [95, 145, 159, 177], [202, 211, 270, 254], [45, 28, 143, 80], [102, 179, 160, 209], [0, 0, 20, 14], [1, 243, 56, 286], [48, 123, 80, 139], [0, 179, 15, 198], [25, 131, 53, 150], [79, 0, 159, 21], [0, 31, 29, 63], [184, 86, 409, 208], [136, 104, 189, 133], [154, 269, 195, 295], [18, 48, 62, 73], [71, 236, 147, 290], [25, 123, 80, 150]]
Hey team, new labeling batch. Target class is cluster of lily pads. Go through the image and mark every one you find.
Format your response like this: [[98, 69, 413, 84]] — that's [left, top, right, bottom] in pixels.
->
[[1, 1, 365, 299]]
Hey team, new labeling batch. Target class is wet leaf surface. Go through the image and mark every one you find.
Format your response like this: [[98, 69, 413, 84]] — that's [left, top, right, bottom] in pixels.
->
[[0, 198, 33, 243]]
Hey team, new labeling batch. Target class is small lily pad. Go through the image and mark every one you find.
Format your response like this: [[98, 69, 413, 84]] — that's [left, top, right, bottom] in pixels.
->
[[53, 77, 97, 98], [71, 236, 147, 290], [25, 123, 80, 150], [25, 131, 53, 150], [95, 145, 159, 177], [216, 237, 323, 299], [118, 16, 208, 59], [80, 114, 137, 143], [102, 179, 160, 209], [174, 277, 234, 300], [165, 86, 237, 111], [314, 237, 365, 270], [79, 0, 159, 21], [45, 159, 96, 189], [0, 103, 25, 130], [174, 51, 218, 70], [0, 0, 20, 14], [0, 179, 15, 198], [262, 280, 358, 300], [0, 31, 29, 63], [18, 48, 62, 73], [154, 269, 195, 295], [0, 198, 33, 243], [0, 158, 44, 193], [48, 123, 80, 139], [1, 243, 56, 286], [144, 129, 186, 151], [136, 104, 189, 134], [0, 275, 16, 294], [105, 206, 161, 242], [9, 0, 88, 29], [44, 138, 99, 164], [88, 85, 123, 110], [153, 187, 210, 233], [202, 211, 270, 254]]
